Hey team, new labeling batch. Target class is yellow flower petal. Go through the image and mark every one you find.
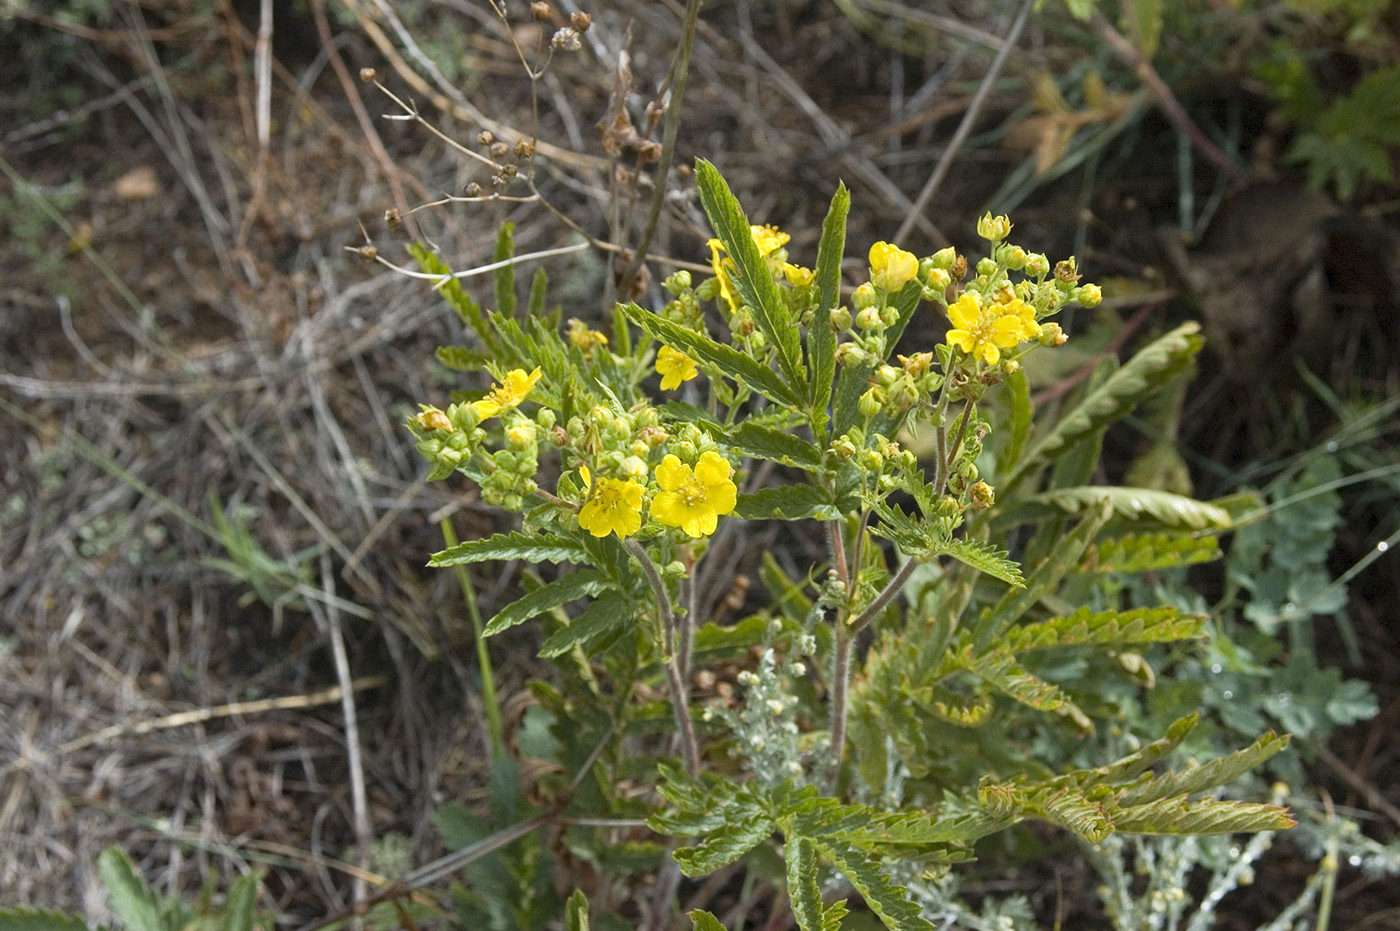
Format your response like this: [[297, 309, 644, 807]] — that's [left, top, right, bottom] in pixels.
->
[[991, 314, 1025, 348], [656, 345, 699, 390], [649, 451, 737, 538], [578, 477, 645, 538], [472, 367, 541, 420], [947, 293, 983, 331]]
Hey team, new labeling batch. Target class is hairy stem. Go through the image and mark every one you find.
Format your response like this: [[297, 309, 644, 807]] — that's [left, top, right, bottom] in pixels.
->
[[850, 556, 920, 633], [829, 620, 854, 764], [625, 538, 699, 776]]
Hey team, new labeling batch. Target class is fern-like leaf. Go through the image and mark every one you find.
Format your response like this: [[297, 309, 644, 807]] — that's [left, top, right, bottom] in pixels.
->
[[429, 530, 589, 568], [1000, 606, 1207, 653], [1117, 731, 1291, 807], [482, 569, 610, 636], [1014, 486, 1233, 531], [672, 812, 774, 875], [936, 538, 1024, 588], [1009, 323, 1201, 485], [1084, 531, 1223, 573], [1112, 797, 1296, 835]]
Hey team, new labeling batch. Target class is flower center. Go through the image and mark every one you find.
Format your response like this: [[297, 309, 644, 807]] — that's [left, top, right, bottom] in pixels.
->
[[680, 477, 707, 506]]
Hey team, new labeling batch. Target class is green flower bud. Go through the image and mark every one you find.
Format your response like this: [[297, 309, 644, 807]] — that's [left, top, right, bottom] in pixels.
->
[[878, 305, 899, 327], [629, 440, 649, 458], [831, 437, 857, 460], [976, 213, 1012, 241], [1024, 253, 1049, 277], [923, 267, 952, 296], [829, 305, 852, 331], [929, 246, 957, 270], [834, 342, 869, 367], [855, 306, 883, 331], [851, 282, 879, 311], [620, 455, 648, 480], [664, 269, 692, 294], [505, 420, 536, 450], [858, 386, 884, 417], [875, 364, 900, 387], [975, 257, 997, 278], [536, 408, 556, 430], [1076, 283, 1103, 307]]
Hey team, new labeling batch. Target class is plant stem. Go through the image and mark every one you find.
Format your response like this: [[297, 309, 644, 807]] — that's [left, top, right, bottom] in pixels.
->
[[441, 518, 504, 757], [625, 538, 699, 776], [850, 556, 920, 633], [829, 620, 854, 764], [616, 0, 703, 298]]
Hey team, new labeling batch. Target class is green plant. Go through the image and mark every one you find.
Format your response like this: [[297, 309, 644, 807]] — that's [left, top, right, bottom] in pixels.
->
[[0, 848, 267, 931], [394, 160, 1294, 931]]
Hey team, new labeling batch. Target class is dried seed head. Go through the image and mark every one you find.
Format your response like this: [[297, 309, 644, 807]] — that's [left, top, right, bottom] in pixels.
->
[[514, 138, 536, 159], [358, 67, 376, 83], [550, 26, 581, 51], [463, 181, 482, 197], [477, 130, 494, 147], [489, 141, 510, 159], [384, 207, 402, 230], [530, 1, 553, 21], [354, 244, 378, 262], [570, 11, 591, 31], [496, 163, 518, 181]]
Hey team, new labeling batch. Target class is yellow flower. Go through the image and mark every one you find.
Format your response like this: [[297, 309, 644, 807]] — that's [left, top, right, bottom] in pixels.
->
[[868, 241, 918, 291], [656, 345, 699, 390], [473, 368, 541, 420], [944, 292, 1041, 365], [708, 224, 791, 315], [651, 451, 737, 537], [578, 466, 645, 539]]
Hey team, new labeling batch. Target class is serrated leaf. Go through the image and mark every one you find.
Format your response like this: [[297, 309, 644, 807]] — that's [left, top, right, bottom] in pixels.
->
[[996, 368, 1033, 476], [98, 848, 166, 931], [623, 303, 805, 408], [430, 530, 590, 568], [689, 911, 727, 931], [672, 813, 774, 875], [527, 267, 549, 317], [736, 486, 841, 521], [1016, 486, 1233, 531], [936, 539, 1024, 588], [1112, 797, 1296, 835], [493, 223, 517, 316], [1117, 731, 1291, 807], [695, 160, 805, 391], [1085, 531, 1222, 573], [1010, 323, 1201, 485], [810, 183, 849, 427], [730, 422, 824, 470], [483, 569, 610, 636], [0, 907, 93, 931], [817, 840, 937, 931], [1000, 606, 1207, 653], [821, 900, 849, 931], [786, 837, 823, 931], [961, 650, 1079, 716], [1031, 787, 1112, 843], [435, 345, 491, 373], [1053, 713, 1199, 789], [408, 243, 490, 347], [539, 590, 631, 657]]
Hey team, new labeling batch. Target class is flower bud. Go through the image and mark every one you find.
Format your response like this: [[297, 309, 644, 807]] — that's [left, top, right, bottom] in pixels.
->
[[1054, 258, 1081, 284], [851, 282, 879, 312], [506, 421, 536, 450], [1039, 322, 1068, 346], [897, 352, 932, 379], [855, 306, 883, 331], [858, 386, 884, 417], [536, 408, 556, 430], [570, 11, 591, 31], [929, 246, 957, 270], [868, 241, 918, 291], [1024, 253, 1050, 276], [834, 342, 868, 367], [664, 269, 692, 293], [975, 257, 997, 278], [416, 407, 453, 432], [1076, 283, 1103, 307], [828, 305, 852, 331], [969, 481, 995, 509], [784, 263, 815, 287], [922, 267, 951, 296], [620, 455, 648, 480], [951, 254, 968, 281], [832, 437, 857, 460], [976, 213, 1012, 241], [879, 305, 899, 327]]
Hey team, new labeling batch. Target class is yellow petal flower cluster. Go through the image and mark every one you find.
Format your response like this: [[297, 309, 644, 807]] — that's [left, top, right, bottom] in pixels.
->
[[651, 451, 737, 538], [656, 346, 699, 390], [708, 224, 791, 315], [868, 241, 918, 291], [473, 368, 541, 420], [944, 292, 1041, 365], [578, 467, 646, 539]]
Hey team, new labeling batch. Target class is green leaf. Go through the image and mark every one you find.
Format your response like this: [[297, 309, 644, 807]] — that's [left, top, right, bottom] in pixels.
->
[[821, 900, 849, 931], [623, 303, 805, 409], [1000, 606, 1207, 653], [221, 873, 262, 931], [430, 531, 590, 568], [1112, 797, 1296, 835], [539, 590, 631, 657], [435, 345, 491, 373], [1010, 323, 1201, 485], [694, 160, 805, 391], [98, 848, 166, 931], [493, 223, 517, 317], [565, 890, 590, 931], [1012, 486, 1233, 531], [0, 908, 92, 931], [483, 569, 610, 636], [996, 368, 1033, 476], [1085, 531, 1222, 573], [1122, 0, 1163, 59], [408, 243, 490, 347], [527, 267, 549, 318], [936, 538, 1024, 588], [1117, 731, 1291, 807], [689, 911, 728, 931], [671, 812, 774, 875], [730, 422, 824, 470], [736, 485, 841, 521], [817, 840, 937, 931], [810, 183, 849, 425], [786, 837, 824, 931], [1030, 787, 1112, 843]]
